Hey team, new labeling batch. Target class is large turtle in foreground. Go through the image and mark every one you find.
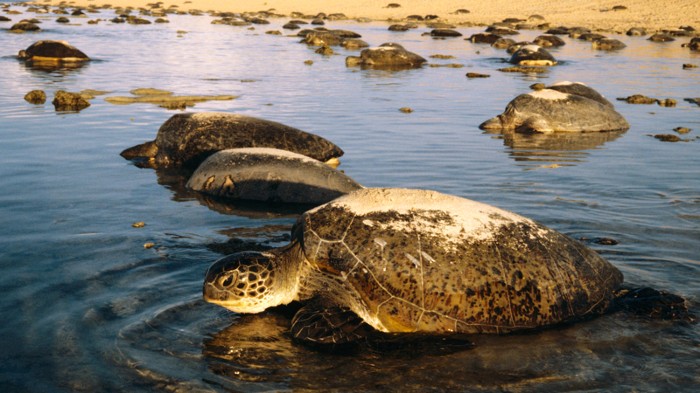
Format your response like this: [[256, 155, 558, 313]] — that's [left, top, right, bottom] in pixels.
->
[[204, 188, 691, 346], [120, 112, 344, 169]]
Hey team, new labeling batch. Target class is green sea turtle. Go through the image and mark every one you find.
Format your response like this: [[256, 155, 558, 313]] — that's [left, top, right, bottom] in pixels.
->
[[203, 188, 690, 346], [479, 83, 629, 133], [17, 40, 89, 64], [509, 44, 557, 66], [186, 148, 363, 205], [120, 112, 344, 169], [345, 43, 427, 70]]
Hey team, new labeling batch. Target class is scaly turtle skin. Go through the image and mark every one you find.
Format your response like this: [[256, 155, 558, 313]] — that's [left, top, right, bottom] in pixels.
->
[[120, 112, 344, 169], [204, 188, 641, 345]]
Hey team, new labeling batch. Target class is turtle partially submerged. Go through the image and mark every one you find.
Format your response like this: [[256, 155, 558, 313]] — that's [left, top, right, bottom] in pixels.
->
[[186, 148, 363, 204], [204, 188, 691, 346], [120, 112, 343, 169]]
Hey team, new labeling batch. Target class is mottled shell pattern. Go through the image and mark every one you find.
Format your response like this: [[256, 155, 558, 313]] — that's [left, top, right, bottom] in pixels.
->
[[296, 188, 623, 334]]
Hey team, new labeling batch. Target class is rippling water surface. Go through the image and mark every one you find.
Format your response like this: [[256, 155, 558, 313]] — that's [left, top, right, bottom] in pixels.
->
[[1, 4, 699, 392]]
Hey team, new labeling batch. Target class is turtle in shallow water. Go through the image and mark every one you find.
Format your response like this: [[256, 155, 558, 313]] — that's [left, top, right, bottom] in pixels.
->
[[120, 112, 344, 169], [186, 147, 363, 204], [203, 188, 692, 346]]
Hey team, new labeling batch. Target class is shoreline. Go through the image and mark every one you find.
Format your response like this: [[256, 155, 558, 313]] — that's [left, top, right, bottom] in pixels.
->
[[32, 0, 700, 34]]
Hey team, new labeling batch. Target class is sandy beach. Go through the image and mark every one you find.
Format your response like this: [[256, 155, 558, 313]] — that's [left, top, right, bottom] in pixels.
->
[[36, 0, 699, 33]]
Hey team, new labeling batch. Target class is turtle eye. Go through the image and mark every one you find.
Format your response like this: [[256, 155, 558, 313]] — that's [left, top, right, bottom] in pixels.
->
[[218, 273, 236, 288]]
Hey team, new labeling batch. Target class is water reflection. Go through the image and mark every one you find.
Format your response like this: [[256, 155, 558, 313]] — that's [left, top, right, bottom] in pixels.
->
[[486, 129, 626, 167]]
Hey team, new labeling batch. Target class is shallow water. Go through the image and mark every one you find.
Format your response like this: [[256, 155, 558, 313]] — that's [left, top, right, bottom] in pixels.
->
[[1, 4, 699, 392]]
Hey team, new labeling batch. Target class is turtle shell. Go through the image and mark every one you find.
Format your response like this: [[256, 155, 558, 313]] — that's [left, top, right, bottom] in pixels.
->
[[296, 188, 623, 334]]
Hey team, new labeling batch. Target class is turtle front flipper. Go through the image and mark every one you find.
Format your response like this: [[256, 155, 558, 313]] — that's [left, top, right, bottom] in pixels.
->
[[290, 299, 370, 347]]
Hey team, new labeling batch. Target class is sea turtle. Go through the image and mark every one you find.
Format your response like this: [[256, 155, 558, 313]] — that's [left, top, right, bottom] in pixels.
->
[[203, 188, 690, 346], [509, 44, 557, 66], [479, 83, 629, 133], [120, 112, 344, 169], [345, 43, 427, 70], [17, 40, 89, 64], [186, 148, 363, 205]]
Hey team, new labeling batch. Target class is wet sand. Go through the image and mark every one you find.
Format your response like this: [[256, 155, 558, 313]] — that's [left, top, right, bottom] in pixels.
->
[[38, 0, 699, 33]]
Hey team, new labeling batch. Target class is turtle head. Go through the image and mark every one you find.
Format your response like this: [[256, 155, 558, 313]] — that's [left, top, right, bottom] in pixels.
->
[[203, 250, 299, 313]]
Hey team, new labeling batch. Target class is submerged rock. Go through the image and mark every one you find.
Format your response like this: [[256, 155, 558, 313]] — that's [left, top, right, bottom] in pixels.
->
[[120, 112, 344, 169], [480, 82, 629, 133], [186, 148, 362, 204], [24, 90, 46, 104], [52, 90, 91, 112], [617, 94, 657, 104]]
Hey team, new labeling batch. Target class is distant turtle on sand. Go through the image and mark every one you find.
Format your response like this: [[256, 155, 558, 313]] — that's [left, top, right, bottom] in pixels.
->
[[120, 112, 344, 169], [186, 148, 363, 205], [204, 188, 692, 346], [480, 82, 629, 133]]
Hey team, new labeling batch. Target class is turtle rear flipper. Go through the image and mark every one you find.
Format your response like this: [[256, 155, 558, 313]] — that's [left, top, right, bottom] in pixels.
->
[[613, 287, 696, 322], [290, 301, 370, 348]]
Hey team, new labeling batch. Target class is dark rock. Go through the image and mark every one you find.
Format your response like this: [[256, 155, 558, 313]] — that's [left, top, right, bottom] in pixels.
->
[[653, 134, 681, 142], [0, 16, 12, 22], [498, 66, 549, 73], [283, 22, 300, 30], [24, 90, 46, 104], [52, 90, 91, 112], [315, 45, 333, 55], [617, 94, 657, 104], [466, 72, 490, 78], [56, 17, 70, 23]]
